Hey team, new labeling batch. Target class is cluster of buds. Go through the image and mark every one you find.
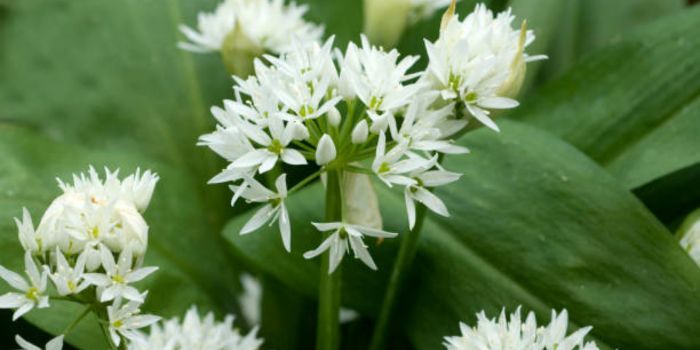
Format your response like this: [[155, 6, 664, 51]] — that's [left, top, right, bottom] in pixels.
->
[[0, 167, 161, 348], [195, 2, 543, 273]]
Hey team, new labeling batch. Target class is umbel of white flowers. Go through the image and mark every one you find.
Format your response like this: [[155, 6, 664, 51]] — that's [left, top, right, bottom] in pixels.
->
[[0, 167, 161, 347], [443, 307, 600, 350], [179, 0, 323, 76], [197, 2, 542, 274], [128, 306, 263, 350]]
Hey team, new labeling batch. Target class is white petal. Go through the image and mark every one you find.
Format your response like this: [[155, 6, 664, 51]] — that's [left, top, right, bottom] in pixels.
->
[[351, 119, 369, 144], [478, 96, 519, 110], [231, 150, 269, 168], [405, 189, 416, 230], [0, 266, 29, 291], [13, 301, 34, 321], [281, 149, 307, 166], [0, 293, 26, 309], [349, 224, 398, 238], [328, 237, 346, 273], [311, 222, 343, 232], [413, 187, 449, 217], [241, 205, 275, 234], [303, 234, 335, 260], [15, 335, 42, 350], [279, 204, 292, 252], [348, 236, 377, 270], [467, 104, 500, 132], [46, 335, 65, 350], [126, 266, 158, 283]]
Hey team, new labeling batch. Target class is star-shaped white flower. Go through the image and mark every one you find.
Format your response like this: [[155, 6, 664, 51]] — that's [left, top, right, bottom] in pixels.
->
[[82, 245, 157, 303], [15, 208, 40, 254], [15, 335, 64, 350], [303, 222, 398, 273], [48, 248, 90, 296], [372, 132, 433, 187], [0, 252, 49, 320], [231, 115, 307, 173], [404, 167, 461, 229], [233, 174, 292, 251], [107, 297, 160, 347]]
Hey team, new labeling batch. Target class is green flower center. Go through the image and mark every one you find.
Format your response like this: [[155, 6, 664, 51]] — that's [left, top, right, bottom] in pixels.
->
[[267, 139, 283, 154], [25, 287, 39, 301], [465, 91, 478, 104], [378, 162, 391, 174]]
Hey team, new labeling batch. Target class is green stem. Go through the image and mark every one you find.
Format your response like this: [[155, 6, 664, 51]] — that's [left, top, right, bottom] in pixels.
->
[[62, 305, 92, 335], [368, 203, 428, 350], [93, 304, 119, 350], [316, 169, 343, 350], [289, 169, 324, 194]]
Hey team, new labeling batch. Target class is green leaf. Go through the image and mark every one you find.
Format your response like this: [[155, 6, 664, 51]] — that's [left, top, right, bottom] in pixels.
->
[[514, 6, 700, 192], [224, 121, 700, 349], [0, 126, 239, 348], [298, 0, 363, 48]]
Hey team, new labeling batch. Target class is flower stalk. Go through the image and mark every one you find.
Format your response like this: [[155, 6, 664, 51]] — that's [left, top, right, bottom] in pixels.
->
[[316, 169, 343, 350], [368, 203, 427, 350]]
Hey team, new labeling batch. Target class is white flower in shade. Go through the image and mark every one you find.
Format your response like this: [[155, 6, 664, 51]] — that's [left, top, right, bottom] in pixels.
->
[[16, 335, 64, 350], [178, 0, 236, 53], [423, 3, 546, 131], [303, 222, 398, 273], [48, 248, 90, 296], [83, 245, 157, 303], [231, 115, 307, 173], [179, 0, 322, 54], [339, 35, 421, 132], [316, 134, 337, 165], [108, 297, 161, 347], [232, 175, 292, 251], [405, 167, 461, 229], [239, 274, 262, 326], [127, 306, 263, 350], [443, 307, 599, 350], [0, 252, 49, 320], [15, 208, 39, 253]]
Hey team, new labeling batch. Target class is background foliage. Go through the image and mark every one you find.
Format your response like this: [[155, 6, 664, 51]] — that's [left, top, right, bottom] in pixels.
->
[[0, 0, 699, 349]]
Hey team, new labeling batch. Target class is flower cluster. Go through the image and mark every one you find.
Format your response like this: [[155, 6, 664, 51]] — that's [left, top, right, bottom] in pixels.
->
[[199, 3, 540, 273], [179, 0, 323, 75], [0, 167, 161, 347], [128, 306, 263, 350], [443, 307, 600, 350]]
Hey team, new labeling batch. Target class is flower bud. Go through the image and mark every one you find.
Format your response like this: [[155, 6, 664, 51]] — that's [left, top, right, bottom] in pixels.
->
[[496, 21, 528, 99], [352, 119, 369, 144], [290, 121, 310, 140], [679, 208, 700, 266], [327, 107, 341, 127], [363, 0, 412, 48], [315, 134, 337, 166], [221, 23, 264, 78]]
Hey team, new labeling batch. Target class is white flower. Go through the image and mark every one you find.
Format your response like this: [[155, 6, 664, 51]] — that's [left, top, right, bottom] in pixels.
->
[[316, 134, 337, 165], [127, 306, 263, 350], [179, 0, 322, 54], [443, 307, 599, 350], [15, 335, 64, 350], [48, 248, 90, 296], [404, 167, 461, 229], [233, 174, 292, 251], [83, 245, 157, 303], [108, 297, 161, 347], [231, 114, 307, 173], [423, 3, 546, 131], [303, 222, 398, 273], [15, 208, 40, 253], [339, 35, 421, 131], [36, 167, 156, 257], [239, 274, 262, 326], [372, 132, 432, 187], [0, 252, 49, 320]]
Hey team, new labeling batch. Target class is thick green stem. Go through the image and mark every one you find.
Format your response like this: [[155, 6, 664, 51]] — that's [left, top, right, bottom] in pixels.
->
[[316, 169, 343, 350], [368, 203, 428, 350]]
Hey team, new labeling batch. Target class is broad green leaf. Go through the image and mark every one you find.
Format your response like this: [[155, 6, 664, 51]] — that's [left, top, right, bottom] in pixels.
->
[[224, 121, 700, 349], [0, 0, 234, 228], [513, 6, 700, 192], [299, 0, 363, 48], [0, 126, 240, 348], [533, 0, 684, 84]]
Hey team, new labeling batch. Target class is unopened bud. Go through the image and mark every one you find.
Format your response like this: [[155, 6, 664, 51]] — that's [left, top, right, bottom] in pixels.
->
[[327, 107, 341, 127], [352, 119, 369, 144], [363, 0, 412, 48]]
